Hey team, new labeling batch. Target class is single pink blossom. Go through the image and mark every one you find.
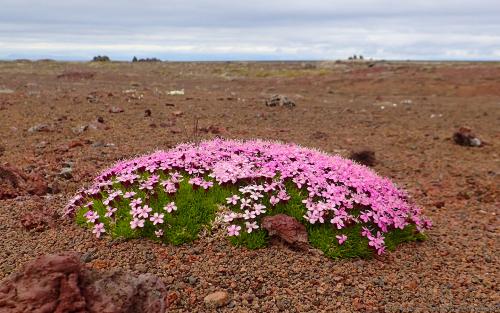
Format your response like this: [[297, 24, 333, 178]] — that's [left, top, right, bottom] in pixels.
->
[[226, 195, 240, 205], [150, 213, 164, 225], [130, 218, 145, 229], [92, 223, 105, 238], [336, 234, 347, 245], [227, 224, 241, 236], [164, 202, 177, 213], [245, 221, 259, 233]]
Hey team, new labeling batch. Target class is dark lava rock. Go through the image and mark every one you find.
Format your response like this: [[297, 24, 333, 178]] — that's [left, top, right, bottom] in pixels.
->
[[144, 109, 152, 117], [453, 127, 482, 147], [262, 214, 308, 248], [0, 253, 168, 313], [265, 95, 296, 108], [349, 149, 376, 167]]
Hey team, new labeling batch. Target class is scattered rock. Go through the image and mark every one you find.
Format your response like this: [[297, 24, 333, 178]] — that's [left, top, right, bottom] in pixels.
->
[[204, 291, 229, 308], [0, 253, 168, 313], [172, 110, 183, 117], [71, 125, 88, 135], [349, 149, 376, 167], [0, 88, 14, 94], [0, 165, 48, 199], [167, 89, 185, 96], [20, 202, 59, 232], [433, 201, 445, 209], [86, 93, 99, 104], [96, 116, 105, 123], [28, 124, 51, 133], [453, 127, 482, 147], [109, 106, 124, 113], [265, 95, 296, 108], [262, 214, 309, 248], [59, 167, 73, 180], [0, 145, 4, 156], [144, 109, 152, 117]]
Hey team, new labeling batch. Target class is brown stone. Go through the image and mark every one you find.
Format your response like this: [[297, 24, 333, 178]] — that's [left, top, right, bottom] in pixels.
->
[[204, 291, 229, 308], [262, 214, 309, 248]]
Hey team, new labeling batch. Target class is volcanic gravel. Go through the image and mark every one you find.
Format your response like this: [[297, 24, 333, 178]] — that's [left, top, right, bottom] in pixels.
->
[[0, 60, 498, 312]]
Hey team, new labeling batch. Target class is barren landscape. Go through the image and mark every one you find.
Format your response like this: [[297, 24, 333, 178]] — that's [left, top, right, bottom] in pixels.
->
[[0, 60, 499, 312]]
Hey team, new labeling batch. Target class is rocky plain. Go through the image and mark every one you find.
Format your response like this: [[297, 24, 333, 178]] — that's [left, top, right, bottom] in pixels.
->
[[0, 60, 498, 312]]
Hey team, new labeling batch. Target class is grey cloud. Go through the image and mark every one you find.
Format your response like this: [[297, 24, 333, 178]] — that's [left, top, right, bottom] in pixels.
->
[[0, 0, 499, 60]]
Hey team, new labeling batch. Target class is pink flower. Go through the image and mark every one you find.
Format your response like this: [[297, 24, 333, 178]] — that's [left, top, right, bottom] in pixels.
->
[[223, 212, 238, 223], [243, 210, 256, 220], [200, 180, 213, 189], [226, 195, 240, 205], [104, 206, 117, 218], [164, 202, 177, 213], [92, 223, 105, 238], [361, 227, 371, 237], [124, 191, 136, 199], [240, 198, 252, 208], [253, 203, 266, 215], [130, 198, 142, 208], [336, 234, 347, 245], [138, 205, 152, 219], [245, 221, 259, 233], [130, 218, 145, 229], [85, 211, 99, 223], [155, 229, 164, 237], [227, 224, 241, 236], [150, 213, 164, 225], [270, 195, 280, 206]]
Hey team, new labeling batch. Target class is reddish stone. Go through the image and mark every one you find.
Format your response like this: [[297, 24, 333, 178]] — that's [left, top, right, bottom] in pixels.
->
[[0, 253, 168, 313], [262, 214, 309, 248], [0, 165, 48, 200]]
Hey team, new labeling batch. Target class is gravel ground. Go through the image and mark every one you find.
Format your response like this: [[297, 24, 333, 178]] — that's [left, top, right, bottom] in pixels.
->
[[0, 60, 498, 312]]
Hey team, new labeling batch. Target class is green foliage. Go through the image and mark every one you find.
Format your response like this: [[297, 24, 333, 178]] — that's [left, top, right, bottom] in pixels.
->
[[76, 172, 426, 259]]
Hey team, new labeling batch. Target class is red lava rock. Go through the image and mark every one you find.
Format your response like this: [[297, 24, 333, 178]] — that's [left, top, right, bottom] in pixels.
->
[[349, 149, 376, 167], [453, 127, 482, 147], [109, 106, 124, 113], [166, 291, 180, 307], [0, 165, 48, 199], [0, 253, 168, 313], [20, 202, 59, 232], [0, 252, 87, 313], [262, 214, 309, 248]]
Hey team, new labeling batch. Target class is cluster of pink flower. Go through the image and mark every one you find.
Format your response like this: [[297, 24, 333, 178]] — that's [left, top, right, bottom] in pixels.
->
[[66, 139, 431, 254]]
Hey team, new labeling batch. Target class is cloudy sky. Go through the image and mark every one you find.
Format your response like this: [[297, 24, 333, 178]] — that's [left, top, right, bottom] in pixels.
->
[[1, 0, 499, 61]]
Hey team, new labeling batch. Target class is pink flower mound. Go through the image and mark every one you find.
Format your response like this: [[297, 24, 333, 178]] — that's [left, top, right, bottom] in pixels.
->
[[65, 139, 431, 254]]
